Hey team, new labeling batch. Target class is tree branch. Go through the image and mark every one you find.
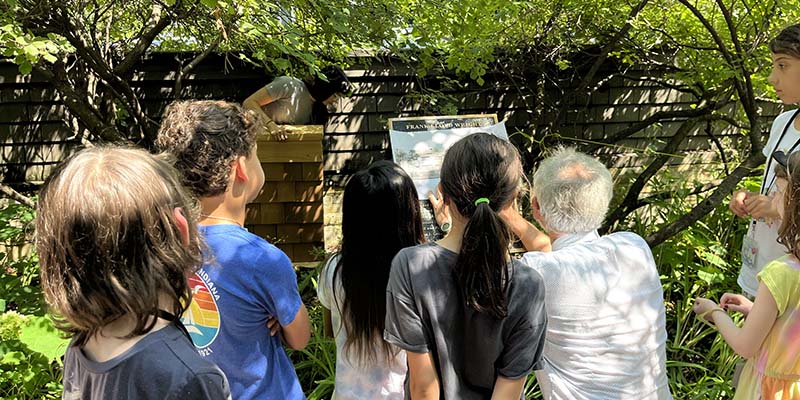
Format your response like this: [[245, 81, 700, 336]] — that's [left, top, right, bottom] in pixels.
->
[[603, 117, 700, 231], [705, 119, 730, 175], [0, 183, 36, 208], [574, 0, 650, 92], [585, 103, 714, 153], [114, 3, 171, 76], [646, 151, 766, 246], [35, 64, 127, 143], [634, 183, 717, 210], [173, 37, 221, 98]]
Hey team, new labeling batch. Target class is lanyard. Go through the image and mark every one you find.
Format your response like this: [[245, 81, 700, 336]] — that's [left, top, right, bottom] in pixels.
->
[[760, 109, 800, 196]]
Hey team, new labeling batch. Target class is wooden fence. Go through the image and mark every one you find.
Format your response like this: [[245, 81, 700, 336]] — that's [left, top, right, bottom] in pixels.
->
[[0, 52, 788, 253]]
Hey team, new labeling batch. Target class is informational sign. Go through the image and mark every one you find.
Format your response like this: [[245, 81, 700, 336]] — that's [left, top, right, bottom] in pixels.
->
[[388, 114, 508, 241]]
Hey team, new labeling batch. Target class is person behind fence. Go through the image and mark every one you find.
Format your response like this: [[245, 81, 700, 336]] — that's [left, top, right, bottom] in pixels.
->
[[504, 147, 671, 399], [155, 100, 310, 400], [729, 24, 800, 299], [695, 150, 800, 399], [36, 146, 231, 399], [317, 160, 425, 399], [243, 66, 352, 139], [384, 132, 548, 399]]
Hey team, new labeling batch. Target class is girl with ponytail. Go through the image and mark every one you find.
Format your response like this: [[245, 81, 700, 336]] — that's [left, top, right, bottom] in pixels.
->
[[384, 132, 549, 399]]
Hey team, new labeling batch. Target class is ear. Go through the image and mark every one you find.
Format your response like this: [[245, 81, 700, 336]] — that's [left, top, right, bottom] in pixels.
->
[[173, 207, 190, 246], [531, 196, 544, 224], [233, 156, 249, 183], [436, 183, 451, 207]]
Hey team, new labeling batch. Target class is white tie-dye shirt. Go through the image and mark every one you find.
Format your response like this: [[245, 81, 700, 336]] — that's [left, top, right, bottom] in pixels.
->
[[317, 255, 406, 400]]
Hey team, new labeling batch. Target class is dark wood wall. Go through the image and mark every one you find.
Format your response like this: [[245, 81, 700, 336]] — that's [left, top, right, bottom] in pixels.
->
[[0, 52, 786, 189]]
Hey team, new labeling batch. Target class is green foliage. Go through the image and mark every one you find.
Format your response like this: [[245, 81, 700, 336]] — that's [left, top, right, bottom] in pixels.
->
[[290, 265, 335, 400], [0, 0, 72, 75], [617, 167, 760, 398], [0, 312, 66, 399], [0, 177, 774, 399], [0, 201, 65, 399], [0, 200, 43, 315]]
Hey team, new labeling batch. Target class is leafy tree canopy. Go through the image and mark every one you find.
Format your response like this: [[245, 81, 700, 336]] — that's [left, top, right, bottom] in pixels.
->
[[1, 0, 799, 244]]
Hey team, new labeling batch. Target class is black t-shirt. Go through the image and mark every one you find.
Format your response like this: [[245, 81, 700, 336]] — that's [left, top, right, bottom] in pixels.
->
[[384, 243, 548, 399], [62, 322, 231, 400]]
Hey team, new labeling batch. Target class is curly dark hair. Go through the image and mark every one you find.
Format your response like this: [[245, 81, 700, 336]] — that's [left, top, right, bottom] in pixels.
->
[[155, 100, 258, 198]]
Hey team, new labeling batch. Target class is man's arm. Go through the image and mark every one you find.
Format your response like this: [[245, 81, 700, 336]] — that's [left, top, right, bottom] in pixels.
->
[[407, 351, 440, 400], [499, 206, 550, 252], [243, 87, 287, 140]]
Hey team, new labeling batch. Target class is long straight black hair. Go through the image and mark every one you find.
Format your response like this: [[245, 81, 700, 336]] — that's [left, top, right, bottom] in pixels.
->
[[334, 160, 424, 364], [440, 133, 522, 319]]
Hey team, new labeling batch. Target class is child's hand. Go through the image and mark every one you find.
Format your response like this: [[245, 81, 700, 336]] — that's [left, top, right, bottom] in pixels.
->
[[720, 293, 754, 316], [729, 190, 749, 218], [266, 316, 281, 336], [693, 297, 720, 321], [744, 193, 780, 220]]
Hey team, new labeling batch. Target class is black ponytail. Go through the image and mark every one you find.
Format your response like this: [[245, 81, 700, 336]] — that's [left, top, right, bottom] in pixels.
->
[[440, 133, 522, 319]]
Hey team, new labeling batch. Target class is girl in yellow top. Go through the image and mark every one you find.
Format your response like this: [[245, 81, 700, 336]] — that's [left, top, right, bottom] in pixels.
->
[[694, 149, 800, 399]]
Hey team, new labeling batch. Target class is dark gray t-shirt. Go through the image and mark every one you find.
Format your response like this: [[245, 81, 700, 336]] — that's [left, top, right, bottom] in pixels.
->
[[62, 323, 231, 400], [384, 243, 547, 399]]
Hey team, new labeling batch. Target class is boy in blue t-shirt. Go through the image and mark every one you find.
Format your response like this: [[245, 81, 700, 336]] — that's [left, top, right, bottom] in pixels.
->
[[155, 100, 311, 400]]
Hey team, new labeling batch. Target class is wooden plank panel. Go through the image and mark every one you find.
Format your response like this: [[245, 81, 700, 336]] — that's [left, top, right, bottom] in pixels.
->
[[276, 223, 324, 243], [292, 243, 324, 262], [249, 224, 277, 240], [276, 244, 294, 260], [295, 182, 323, 202], [252, 182, 295, 203], [301, 162, 323, 181], [258, 141, 322, 163], [284, 203, 323, 224], [260, 203, 284, 224]]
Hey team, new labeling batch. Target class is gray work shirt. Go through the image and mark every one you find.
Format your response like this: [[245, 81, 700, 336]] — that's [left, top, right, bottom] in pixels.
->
[[62, 323, 231, 400], [262, 76, 314, 124], [385, 242, 548, 399]]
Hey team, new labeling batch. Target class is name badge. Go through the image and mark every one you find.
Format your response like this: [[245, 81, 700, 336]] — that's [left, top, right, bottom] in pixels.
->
[[741, 234, 758, 271]]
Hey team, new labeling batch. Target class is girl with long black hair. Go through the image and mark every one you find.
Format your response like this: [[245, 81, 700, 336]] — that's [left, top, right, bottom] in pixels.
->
[[317, 160, 424, 399]]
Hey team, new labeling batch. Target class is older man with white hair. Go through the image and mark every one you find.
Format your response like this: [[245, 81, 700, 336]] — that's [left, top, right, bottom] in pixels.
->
[[504, 147, 672, 400]]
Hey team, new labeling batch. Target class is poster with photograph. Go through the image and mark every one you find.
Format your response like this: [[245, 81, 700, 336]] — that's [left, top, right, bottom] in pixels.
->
[[388, 115, 508, 241], [388, 115, 508, 200]]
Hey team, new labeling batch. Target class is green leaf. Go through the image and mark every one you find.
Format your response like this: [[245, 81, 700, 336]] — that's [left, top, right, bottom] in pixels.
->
[[18, 62, 32, 75], [1, 351, 25, 366], [697, 268, 725, 285], [271, 58, 291, 71], [19, 317, 68, 362]]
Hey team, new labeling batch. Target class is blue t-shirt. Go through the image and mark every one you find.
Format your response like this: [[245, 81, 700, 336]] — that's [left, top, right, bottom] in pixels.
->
[[181, 224, 305, 400]]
